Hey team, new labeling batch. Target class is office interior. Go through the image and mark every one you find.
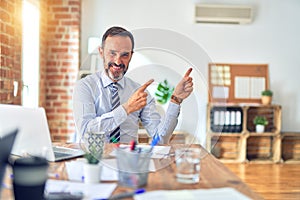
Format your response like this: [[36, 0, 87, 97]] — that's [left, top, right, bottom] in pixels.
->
[[1, 0, 300, 199]]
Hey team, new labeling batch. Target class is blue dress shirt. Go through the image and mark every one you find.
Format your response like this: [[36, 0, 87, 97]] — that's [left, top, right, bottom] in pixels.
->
[[73, 71, 180, 143]]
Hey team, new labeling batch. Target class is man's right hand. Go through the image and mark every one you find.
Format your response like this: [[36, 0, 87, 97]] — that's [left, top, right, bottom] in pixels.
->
[[122, 79, 154, 114]]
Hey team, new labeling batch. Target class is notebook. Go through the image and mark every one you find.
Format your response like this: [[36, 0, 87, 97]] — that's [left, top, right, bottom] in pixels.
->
[[0, 104, 84, 162], [0, 129, 18, 195]]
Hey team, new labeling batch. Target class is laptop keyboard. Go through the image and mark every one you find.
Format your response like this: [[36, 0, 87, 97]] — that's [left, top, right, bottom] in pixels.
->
[[54, 151, 72, 158], [52, 146, 84, 160], [53, 146, 78, 153]]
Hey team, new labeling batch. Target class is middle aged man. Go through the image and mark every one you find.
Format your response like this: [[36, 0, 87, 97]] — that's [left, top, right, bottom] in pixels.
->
[[73, 26, 193, 144]]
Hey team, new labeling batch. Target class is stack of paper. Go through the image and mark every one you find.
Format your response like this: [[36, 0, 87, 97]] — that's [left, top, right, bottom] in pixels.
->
[[134, 188, 251, 200], [46, 179, 117, 199]]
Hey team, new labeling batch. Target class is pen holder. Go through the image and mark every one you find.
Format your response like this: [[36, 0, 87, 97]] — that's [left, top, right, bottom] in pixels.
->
[[116, 148, 151, 188]]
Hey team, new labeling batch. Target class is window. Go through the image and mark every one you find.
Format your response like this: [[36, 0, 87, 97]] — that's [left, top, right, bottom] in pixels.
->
[[22, 0, 40, 107]]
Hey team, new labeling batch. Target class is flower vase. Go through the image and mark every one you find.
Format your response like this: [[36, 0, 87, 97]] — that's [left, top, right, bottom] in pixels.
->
[[255, 125, 265, 133]]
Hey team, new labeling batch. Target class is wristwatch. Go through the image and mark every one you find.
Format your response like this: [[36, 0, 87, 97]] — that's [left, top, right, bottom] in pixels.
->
[[171, 95, 183, 104]]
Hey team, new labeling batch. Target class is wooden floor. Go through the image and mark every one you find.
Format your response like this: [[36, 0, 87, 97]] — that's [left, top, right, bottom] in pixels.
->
[[224, 163, 300, 200]]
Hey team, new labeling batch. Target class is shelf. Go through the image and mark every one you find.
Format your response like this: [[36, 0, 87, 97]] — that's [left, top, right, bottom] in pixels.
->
[[246, 135, 281, 163], [281, 132, 300, 163], [206, 104, 282, 163], [209, 132, 245, 137], [246, 105, 281, 133], [248, 132, 280, 136]]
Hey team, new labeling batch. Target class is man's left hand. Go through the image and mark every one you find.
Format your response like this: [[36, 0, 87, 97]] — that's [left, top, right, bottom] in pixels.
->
[[172, 68, 193, 104]]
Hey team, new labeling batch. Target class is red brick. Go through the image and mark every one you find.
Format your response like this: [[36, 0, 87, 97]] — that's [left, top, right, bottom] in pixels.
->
[[51, 88, 67, 94], [55, 14, 72, 19], [68, 1, 80, 6], [71, 7, 79, 12], [47, 75, 64, 80], [52, 7, 69, 12], [61, 20, 79, 26], [48, 0, 63, 6], [0, 10, 10, 22]]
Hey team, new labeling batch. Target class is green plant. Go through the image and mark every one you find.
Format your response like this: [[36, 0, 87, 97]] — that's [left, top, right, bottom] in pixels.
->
[[253, 116, 268, 126], [261, 90, 273, 97], [155, 79, 174, 104], [84, 146, 100, 164], [84, 152, 99, 164]]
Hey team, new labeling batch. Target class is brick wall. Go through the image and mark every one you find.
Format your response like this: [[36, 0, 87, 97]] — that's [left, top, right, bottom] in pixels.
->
[[43, 0, 81, 142], [0, 0, 81, 142], [0, 0, 22, 105]]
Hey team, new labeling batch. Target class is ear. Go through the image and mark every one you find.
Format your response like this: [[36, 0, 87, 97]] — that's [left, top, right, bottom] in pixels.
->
[[128, 51, 133, 63], [98, 46, 104, 58]]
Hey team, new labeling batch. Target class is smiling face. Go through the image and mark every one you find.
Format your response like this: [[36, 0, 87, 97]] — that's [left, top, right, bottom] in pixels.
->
[[99, 35, 133, 82]]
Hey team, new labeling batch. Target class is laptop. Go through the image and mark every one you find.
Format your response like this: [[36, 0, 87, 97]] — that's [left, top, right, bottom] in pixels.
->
[[0, 104, 84, 162], [0, 129, 18, 194]]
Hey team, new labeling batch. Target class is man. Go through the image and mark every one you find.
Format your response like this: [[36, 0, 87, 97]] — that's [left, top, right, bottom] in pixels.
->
[[73, 26, 193, 144]]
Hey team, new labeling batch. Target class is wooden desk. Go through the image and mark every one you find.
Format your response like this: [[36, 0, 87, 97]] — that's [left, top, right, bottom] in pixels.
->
[[1, 144, 262, 199]]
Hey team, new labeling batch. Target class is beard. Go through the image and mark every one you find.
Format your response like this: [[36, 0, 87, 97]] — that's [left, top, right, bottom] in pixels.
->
[[105, 62, 127, 82]]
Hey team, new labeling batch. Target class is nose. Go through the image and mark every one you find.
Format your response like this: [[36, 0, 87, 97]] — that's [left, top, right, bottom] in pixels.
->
[[114, 54, 122, 65]]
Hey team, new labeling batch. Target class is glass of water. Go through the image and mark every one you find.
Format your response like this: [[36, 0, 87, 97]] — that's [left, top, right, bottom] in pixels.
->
[[175, 148, 201, 184]]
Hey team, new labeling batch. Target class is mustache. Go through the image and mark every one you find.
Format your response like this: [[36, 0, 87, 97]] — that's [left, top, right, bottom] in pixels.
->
[[108, 62, 126, 69]]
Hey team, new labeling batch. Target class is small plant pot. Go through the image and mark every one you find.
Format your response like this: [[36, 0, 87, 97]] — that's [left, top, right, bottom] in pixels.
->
[[255, 125, 265, 133], [83, 163, 101, 183], [261, 96, 272, 105]]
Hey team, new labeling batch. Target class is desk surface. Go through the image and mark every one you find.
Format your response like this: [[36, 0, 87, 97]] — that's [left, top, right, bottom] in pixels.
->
[[1, 143, 262, 199]]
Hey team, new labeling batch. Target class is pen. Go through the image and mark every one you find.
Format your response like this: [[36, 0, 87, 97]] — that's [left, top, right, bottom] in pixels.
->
[[149, 134, 160, 152], [48, 172, 59, 179], [100, 188, 145, 200], [129, 140, 137, 151]]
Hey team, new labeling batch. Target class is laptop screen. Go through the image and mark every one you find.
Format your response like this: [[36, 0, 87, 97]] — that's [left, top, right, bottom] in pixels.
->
[[0, 129, 18, 194], [0, 104, 55, 161]]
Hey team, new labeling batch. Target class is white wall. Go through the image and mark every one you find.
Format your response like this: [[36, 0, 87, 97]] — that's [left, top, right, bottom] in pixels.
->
[[81, 0, 300, 136]]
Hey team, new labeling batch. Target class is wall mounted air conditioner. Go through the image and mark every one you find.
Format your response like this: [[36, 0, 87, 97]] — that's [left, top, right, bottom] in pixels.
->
[[195, 4, 253, 24]]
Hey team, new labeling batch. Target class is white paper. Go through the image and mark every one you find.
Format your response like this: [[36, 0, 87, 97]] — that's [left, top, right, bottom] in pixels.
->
[[110, 145, 171, 159], [250, 77, 265, 98], [100, 159, 119, 181], [46, 179, 117, 200], [134, 187, 251, 200], [235, 77, 250, 99], [212, 86, 229, 99], [65, 159, 119, 182]]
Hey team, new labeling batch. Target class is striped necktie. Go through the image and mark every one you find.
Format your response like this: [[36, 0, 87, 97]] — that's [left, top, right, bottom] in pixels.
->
[[109, 83, 120, 143]]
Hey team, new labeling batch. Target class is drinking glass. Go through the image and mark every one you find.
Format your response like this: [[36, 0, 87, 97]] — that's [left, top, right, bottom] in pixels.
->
[[175, 148, 201, 184]]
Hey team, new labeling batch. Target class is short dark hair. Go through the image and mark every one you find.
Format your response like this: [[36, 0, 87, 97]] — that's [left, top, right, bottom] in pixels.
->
[[101, 26, 134, 51]]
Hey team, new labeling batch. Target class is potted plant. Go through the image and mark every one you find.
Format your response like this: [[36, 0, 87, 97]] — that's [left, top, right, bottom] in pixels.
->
[[253, 116, 268, 133], [83, 149, 101, 183], [261, 89, 273, 105]]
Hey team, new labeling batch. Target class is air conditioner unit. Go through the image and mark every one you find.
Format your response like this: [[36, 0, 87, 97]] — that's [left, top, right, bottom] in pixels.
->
[[195, 4, 253, 24]]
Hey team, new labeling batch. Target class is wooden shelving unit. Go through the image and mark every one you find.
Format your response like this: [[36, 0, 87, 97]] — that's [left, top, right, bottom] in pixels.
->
[[281, 132, 300, 163], [206, 103, 282, 163]]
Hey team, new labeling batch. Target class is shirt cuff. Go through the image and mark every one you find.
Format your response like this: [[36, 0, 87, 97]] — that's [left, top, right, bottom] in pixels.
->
[[167, 101, 180, 117]]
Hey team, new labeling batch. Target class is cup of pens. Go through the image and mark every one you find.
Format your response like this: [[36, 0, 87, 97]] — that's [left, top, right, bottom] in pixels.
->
[[116, 146, 152, 188]]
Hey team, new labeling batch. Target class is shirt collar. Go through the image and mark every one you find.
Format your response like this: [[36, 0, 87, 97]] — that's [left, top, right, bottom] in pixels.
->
[[101, 71, 125, 89]]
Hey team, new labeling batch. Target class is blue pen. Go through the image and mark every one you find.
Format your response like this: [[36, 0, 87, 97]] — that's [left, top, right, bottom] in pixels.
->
[[149, 134, 160, 152], [97, 188, 146, 200], [151, 134, 160, 146]]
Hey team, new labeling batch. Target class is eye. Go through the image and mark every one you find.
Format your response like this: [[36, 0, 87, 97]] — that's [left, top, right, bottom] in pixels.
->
[[120, 52, 130, 58], [109, 50, 117, 56]]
